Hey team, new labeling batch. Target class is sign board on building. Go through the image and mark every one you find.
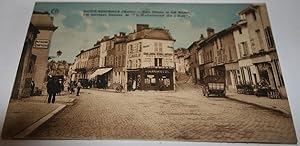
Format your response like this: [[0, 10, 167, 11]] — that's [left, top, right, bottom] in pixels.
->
[[34, 39, 49, 49]]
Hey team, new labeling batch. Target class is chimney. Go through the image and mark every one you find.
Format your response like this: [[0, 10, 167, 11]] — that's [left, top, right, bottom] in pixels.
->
[[206, 27, 215, 37], [200, 34, 204, 40], [136, 24, 149, 32], [119, 32, 126, 36], [104, 36, 109, 39]]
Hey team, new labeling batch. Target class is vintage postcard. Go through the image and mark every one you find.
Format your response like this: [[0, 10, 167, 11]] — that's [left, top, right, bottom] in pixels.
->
[[1, 2, 297, 144]]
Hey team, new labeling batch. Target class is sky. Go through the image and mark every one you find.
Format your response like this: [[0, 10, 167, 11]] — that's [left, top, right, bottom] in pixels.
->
[[33, 2, 249, 63]]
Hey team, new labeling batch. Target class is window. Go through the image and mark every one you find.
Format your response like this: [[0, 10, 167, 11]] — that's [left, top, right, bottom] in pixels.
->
[[159, 58, 162, 66], [256, 29, 263, 50], [115, 56, 118, 67], [138, 59, 141, 67], [154, 42, 158, 52], [122, 54, 125, 66], [159, 42, 162, 52], [154, 58, 163, 67], [240, 42, 249, 57], [238, 27, 242, 34], [264, 26, 275, 48], [210, 50, 213, 62], [128, 45, 133, 53], [139, 42, 142, 52], [128, 60, 132, 68], [123, 44, 126, 51], [251, 11, 257, 21], [240, 67, 246, 84], [118, 56, 121, 67], [246, 67, 252, 82], [198, 51, 203, 64], [229, 48, 232, 61]]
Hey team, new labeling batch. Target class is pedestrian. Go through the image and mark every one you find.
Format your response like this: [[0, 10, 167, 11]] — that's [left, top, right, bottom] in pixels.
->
[[127, 78, 133, 91], [30, 80, 35, 96], [57, 79, 63, 95], [47, 76, 59, 103], [132, 79, 137, 91], [76, 81, 82, 96], [103, 79, 107, 89]]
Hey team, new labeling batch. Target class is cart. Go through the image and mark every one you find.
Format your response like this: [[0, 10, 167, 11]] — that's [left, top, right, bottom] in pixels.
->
[[202, 75, 226, 97]]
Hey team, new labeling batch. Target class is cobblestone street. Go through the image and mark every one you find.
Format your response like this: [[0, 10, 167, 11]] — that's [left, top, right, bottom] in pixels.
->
[[27, 83, 297, 143]]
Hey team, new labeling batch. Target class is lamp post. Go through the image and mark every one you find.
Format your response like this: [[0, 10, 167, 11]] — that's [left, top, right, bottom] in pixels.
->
[[48, 50, 62, 60]]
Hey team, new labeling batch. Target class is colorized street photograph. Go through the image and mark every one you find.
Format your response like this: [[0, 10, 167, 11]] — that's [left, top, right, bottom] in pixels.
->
[[1, 2, 297, 144]]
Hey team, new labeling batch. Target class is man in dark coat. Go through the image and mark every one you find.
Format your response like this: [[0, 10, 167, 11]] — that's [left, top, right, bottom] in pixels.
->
[[47, 76, 59, 103]]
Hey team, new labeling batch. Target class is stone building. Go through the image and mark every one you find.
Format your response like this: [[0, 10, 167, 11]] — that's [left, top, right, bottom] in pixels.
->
[[234, 4, 286, 97], [30, 11, 57, 93], [86, 41, 101, 78], [74, 49, 89, 80], [11, 23, 39, 99], [189, 27, 238, 91], [88, 36, 112, 86], [174, 48, 190, 74], [112, 32, 127, 88], [47, 60, 70, 81], [126, 24, 176, 91], [67, 63, 76, 82]]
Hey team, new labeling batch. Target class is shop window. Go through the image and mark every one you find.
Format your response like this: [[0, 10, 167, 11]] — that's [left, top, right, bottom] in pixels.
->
[[246, 67, 252, 82]]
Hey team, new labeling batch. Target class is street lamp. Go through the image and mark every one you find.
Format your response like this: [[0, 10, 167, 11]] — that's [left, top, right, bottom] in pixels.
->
[[48, 50, 62, 60]]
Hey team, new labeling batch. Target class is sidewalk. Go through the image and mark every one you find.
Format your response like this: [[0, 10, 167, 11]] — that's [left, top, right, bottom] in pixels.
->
[[226, 92, 292, 117], [1, 92, 76, 139]]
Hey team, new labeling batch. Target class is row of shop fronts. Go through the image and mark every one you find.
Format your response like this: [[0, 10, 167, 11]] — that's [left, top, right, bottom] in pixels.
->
[[73, 67, 175, 91], [193, 50, 286, 98], [127, 68, 174, 91]]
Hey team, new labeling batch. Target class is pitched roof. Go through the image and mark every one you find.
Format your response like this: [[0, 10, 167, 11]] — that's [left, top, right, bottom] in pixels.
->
[[127, 27, 175, 42]]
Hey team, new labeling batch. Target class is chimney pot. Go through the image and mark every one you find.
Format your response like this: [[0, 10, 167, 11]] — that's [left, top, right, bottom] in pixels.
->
[[206, 27, 215, 37]]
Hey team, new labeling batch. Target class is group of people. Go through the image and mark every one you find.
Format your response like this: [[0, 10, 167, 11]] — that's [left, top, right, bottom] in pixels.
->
[[67, 81, 82, 96], [127, 77, 141, 91], [47, 76, 82, 104], [92, 79, 108, 89]]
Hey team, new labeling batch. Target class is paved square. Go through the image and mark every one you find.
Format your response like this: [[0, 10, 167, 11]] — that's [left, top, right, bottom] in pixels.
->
[[28, 84, 297, 143]]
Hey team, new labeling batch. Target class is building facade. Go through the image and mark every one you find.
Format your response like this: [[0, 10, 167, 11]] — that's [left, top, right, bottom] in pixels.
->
[[126, 24, 176, 91], [11, 23, 39, 99], [31, 11, 57, 93], [112, 32, 127, 88], [188, 4, 286, 98], [74, 50, 89, 80], [235, 4, 286, 97], [174, 48, 190, 74], [189, 27, 239, 89], [86, 41, 101, 79]]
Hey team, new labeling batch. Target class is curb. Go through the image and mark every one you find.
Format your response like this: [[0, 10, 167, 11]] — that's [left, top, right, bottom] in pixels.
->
[[226, 96, 291, 117], [14, 104, 66, 139]]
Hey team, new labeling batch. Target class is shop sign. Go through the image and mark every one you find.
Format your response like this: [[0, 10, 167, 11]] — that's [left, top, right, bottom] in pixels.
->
[[34, 39, 49, 48], [145, 69, 171, 74], [129, 53, 141, 58]]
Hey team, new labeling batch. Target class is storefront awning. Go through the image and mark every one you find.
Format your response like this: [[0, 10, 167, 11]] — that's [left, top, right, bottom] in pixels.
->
[[89, 68, 112, 79]]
